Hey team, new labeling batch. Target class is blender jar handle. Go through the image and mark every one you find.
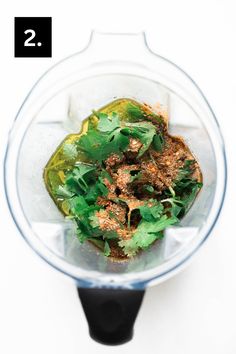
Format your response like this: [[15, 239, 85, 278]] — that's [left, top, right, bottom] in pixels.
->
[[78, 287, 145, 345]]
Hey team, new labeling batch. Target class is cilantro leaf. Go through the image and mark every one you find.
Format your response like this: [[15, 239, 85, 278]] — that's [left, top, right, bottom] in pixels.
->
[[129, 199, 164, 223], [56, 185, 74, 198], [65, 164, 96, 193], [100, 169, 113, 183], [85, 169, 111, 203], [126, 103, 144, 120], [104, 241, 111, 256], [143, 185, 155, 193], [97, 177, 108, 194], [119, 215, 178, 256], [108, 128, 130, 154], [77, 111, 157, 161], [180, 183, 202, 212], [63, 143, 78, 160], [162, 197, 183, 217], [89, 238, 105, 250], [76, 128, 108, 162], [73, 164, 96, 186], [142, 214, 177, 233], [173, 160, 195, 191], [65, 175, 84, 195], [152, 134, 164, 152], [168, 159, 202, 215], [89, 213, 100, 228], [96, 111, 120, 132], [76, 126, 129, 163], [76, 227, 88, 243], [75, 217, 94, 243], [74, 163, 96, 176], [84, 181, 107, 203], [119, 232, 161, 257], [68, 195, 89, 215], [138, 203, 164, 222], [130, 171, 142, 183], [125, 121, 156, 157], [63, 165, 109, 204], [162, 160, 202, 218], [72, 201, 104, 242], [103, 231, 118, 240]]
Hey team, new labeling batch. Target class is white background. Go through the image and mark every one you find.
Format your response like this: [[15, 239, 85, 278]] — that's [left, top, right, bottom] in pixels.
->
[[0, 1, 236, 353]]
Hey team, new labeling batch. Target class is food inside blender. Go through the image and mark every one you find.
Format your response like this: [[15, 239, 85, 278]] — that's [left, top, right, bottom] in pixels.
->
[[43, 98, 202, 259]]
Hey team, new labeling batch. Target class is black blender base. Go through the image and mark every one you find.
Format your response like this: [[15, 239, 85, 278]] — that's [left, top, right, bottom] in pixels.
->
[[78, 287, 145, 345], [89, 328, 133, 346]]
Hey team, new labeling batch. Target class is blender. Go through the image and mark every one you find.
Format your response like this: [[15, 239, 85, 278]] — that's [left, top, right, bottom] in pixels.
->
[[4, 31, 227, 345]]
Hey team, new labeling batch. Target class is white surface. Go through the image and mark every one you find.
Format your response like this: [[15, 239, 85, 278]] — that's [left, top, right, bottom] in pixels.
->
[[0, 1, 236, 353]]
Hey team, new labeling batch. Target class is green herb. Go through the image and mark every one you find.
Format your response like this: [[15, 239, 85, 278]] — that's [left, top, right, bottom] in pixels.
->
[[104, 241, 111, 256], [89, 239, 105, 250], [173, 160, 196, 192], [88, 213, 100, 228], [180, 183, 202, 213], [103, 231, 118, 239], [120, 200, 176, 256], [76, 123, 129, 163], [76, 227, 88, 243], [95, 111, 120, 132], [74, 207, 103, 242], [65, 164, 96, 193], [63, 143, 78, 160], [119, 215, 178, 256], [100, 169, 113, 183], [126, 103, 144, 120], [125, 121, 156, 157], [127, 170, 142, 183], [162, 162, 202, 217], [153, 133, 164, 152], [77, 111, 159, 161], [69, 195, 89, 214], [76, 129, 110, 162], [161, 196, 184, 217], [56, 185, 74, 198], [143, 185, 155, 193], [138, 203, 164, 222], [84, 181, 107, 203]]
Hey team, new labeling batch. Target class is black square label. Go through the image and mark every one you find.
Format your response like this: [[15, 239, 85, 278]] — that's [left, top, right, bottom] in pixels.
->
[[14, 17, 52, 57]]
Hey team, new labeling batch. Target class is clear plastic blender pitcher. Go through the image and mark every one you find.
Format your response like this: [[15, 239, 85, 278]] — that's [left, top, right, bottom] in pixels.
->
[[4, 32, 227, 345]]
